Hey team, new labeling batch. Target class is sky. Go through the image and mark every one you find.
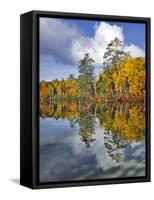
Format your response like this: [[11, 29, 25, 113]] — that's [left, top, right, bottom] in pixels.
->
[[39, 17, 145, 81]]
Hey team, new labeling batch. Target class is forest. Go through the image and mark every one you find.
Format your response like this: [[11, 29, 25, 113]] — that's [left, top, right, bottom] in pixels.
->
[[40, 37, 145, 102]]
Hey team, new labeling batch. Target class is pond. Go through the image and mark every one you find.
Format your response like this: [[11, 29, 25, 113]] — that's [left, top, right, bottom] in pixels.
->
[[39, 101, 146, 183]]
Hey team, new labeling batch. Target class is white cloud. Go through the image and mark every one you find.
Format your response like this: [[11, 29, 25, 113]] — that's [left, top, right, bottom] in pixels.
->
[[124, 44, 145, 57], [40, 18, 145, 66], [94, 22, 124, 44], [40, 18, 81, 65], [71, 22, 124, 66]]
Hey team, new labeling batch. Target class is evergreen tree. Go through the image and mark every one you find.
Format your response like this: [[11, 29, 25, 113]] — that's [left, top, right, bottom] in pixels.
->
[[103, 37, 128, 94], [78, 53, 96, 98], [103, 37, 125, 74], [67, 74, 75, 80]]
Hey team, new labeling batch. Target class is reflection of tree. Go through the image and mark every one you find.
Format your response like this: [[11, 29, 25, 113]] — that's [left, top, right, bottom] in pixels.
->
[[104, 131, 129, 162], [98, 102, 145, 162], [40, 101, 145, 152], [77, 102, 96, 147], [98, 103, 145, 143], [69, 118, 78, 128]]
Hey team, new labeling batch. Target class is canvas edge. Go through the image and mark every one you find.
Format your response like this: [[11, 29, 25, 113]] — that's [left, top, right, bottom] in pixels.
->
[[20, 11, 34, 188], [20, 10, 151, 189]]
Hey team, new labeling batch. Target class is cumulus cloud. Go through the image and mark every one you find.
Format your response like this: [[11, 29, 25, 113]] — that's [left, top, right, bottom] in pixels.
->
[[40, 18, 145, 66], [40, 18, 81, 64], [71, 22, 124, 66], [124, 44, 145, 57]]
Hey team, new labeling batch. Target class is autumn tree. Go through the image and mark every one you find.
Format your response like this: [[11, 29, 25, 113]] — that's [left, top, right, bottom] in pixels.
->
[[40, 81, 48, 101], [119, 57, 145, 97]]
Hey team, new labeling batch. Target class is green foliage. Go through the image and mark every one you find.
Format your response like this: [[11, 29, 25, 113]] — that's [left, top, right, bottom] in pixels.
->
[[78, 53, 96, 98], [103, 37, 125, 73]]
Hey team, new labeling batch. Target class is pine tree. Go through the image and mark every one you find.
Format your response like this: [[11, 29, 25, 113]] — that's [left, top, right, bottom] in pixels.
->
[[103, 37, 125, 75], [78, 53, 96, 98], [103, 37, 127, 95]]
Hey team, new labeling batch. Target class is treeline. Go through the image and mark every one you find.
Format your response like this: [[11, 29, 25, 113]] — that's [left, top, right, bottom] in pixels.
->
[[40, 57, 145, 101], [40, 37, 145, 101], [40, 76, 78, 101]]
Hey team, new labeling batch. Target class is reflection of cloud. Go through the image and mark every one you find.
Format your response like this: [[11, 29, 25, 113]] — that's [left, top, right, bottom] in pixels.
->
[[40, 118, 145, 182], [92, 125, 121, 171], [93, 126, 145, 178], [40, 140, 98, 182], [40, 18, 145, 67]]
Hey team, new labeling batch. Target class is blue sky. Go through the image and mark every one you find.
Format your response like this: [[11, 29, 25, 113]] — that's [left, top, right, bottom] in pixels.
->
[[66, 20, 145, 49], [40, 17, 145, 81], [109, 22, 145, 49]]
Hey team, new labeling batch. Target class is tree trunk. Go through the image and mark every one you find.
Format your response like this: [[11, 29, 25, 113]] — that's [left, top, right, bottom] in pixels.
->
[[93, 81, 97, 96]]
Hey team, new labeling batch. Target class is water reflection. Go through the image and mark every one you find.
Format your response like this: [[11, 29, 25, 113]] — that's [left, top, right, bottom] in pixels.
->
[[39, 101, 145, 182]]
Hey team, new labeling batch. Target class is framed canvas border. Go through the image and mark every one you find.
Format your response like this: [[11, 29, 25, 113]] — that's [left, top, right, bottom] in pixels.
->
[[20, 10, 151, 189]]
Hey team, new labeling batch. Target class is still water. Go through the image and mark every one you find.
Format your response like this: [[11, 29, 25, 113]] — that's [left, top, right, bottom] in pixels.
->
[[39, 101, 145, 182]]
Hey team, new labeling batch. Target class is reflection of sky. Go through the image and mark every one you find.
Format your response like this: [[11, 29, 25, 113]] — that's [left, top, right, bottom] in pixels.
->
[[40, 118, 145, 182]]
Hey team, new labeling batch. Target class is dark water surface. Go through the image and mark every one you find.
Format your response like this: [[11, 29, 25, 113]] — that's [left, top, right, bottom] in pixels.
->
[[39, 102, 145, 182]]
